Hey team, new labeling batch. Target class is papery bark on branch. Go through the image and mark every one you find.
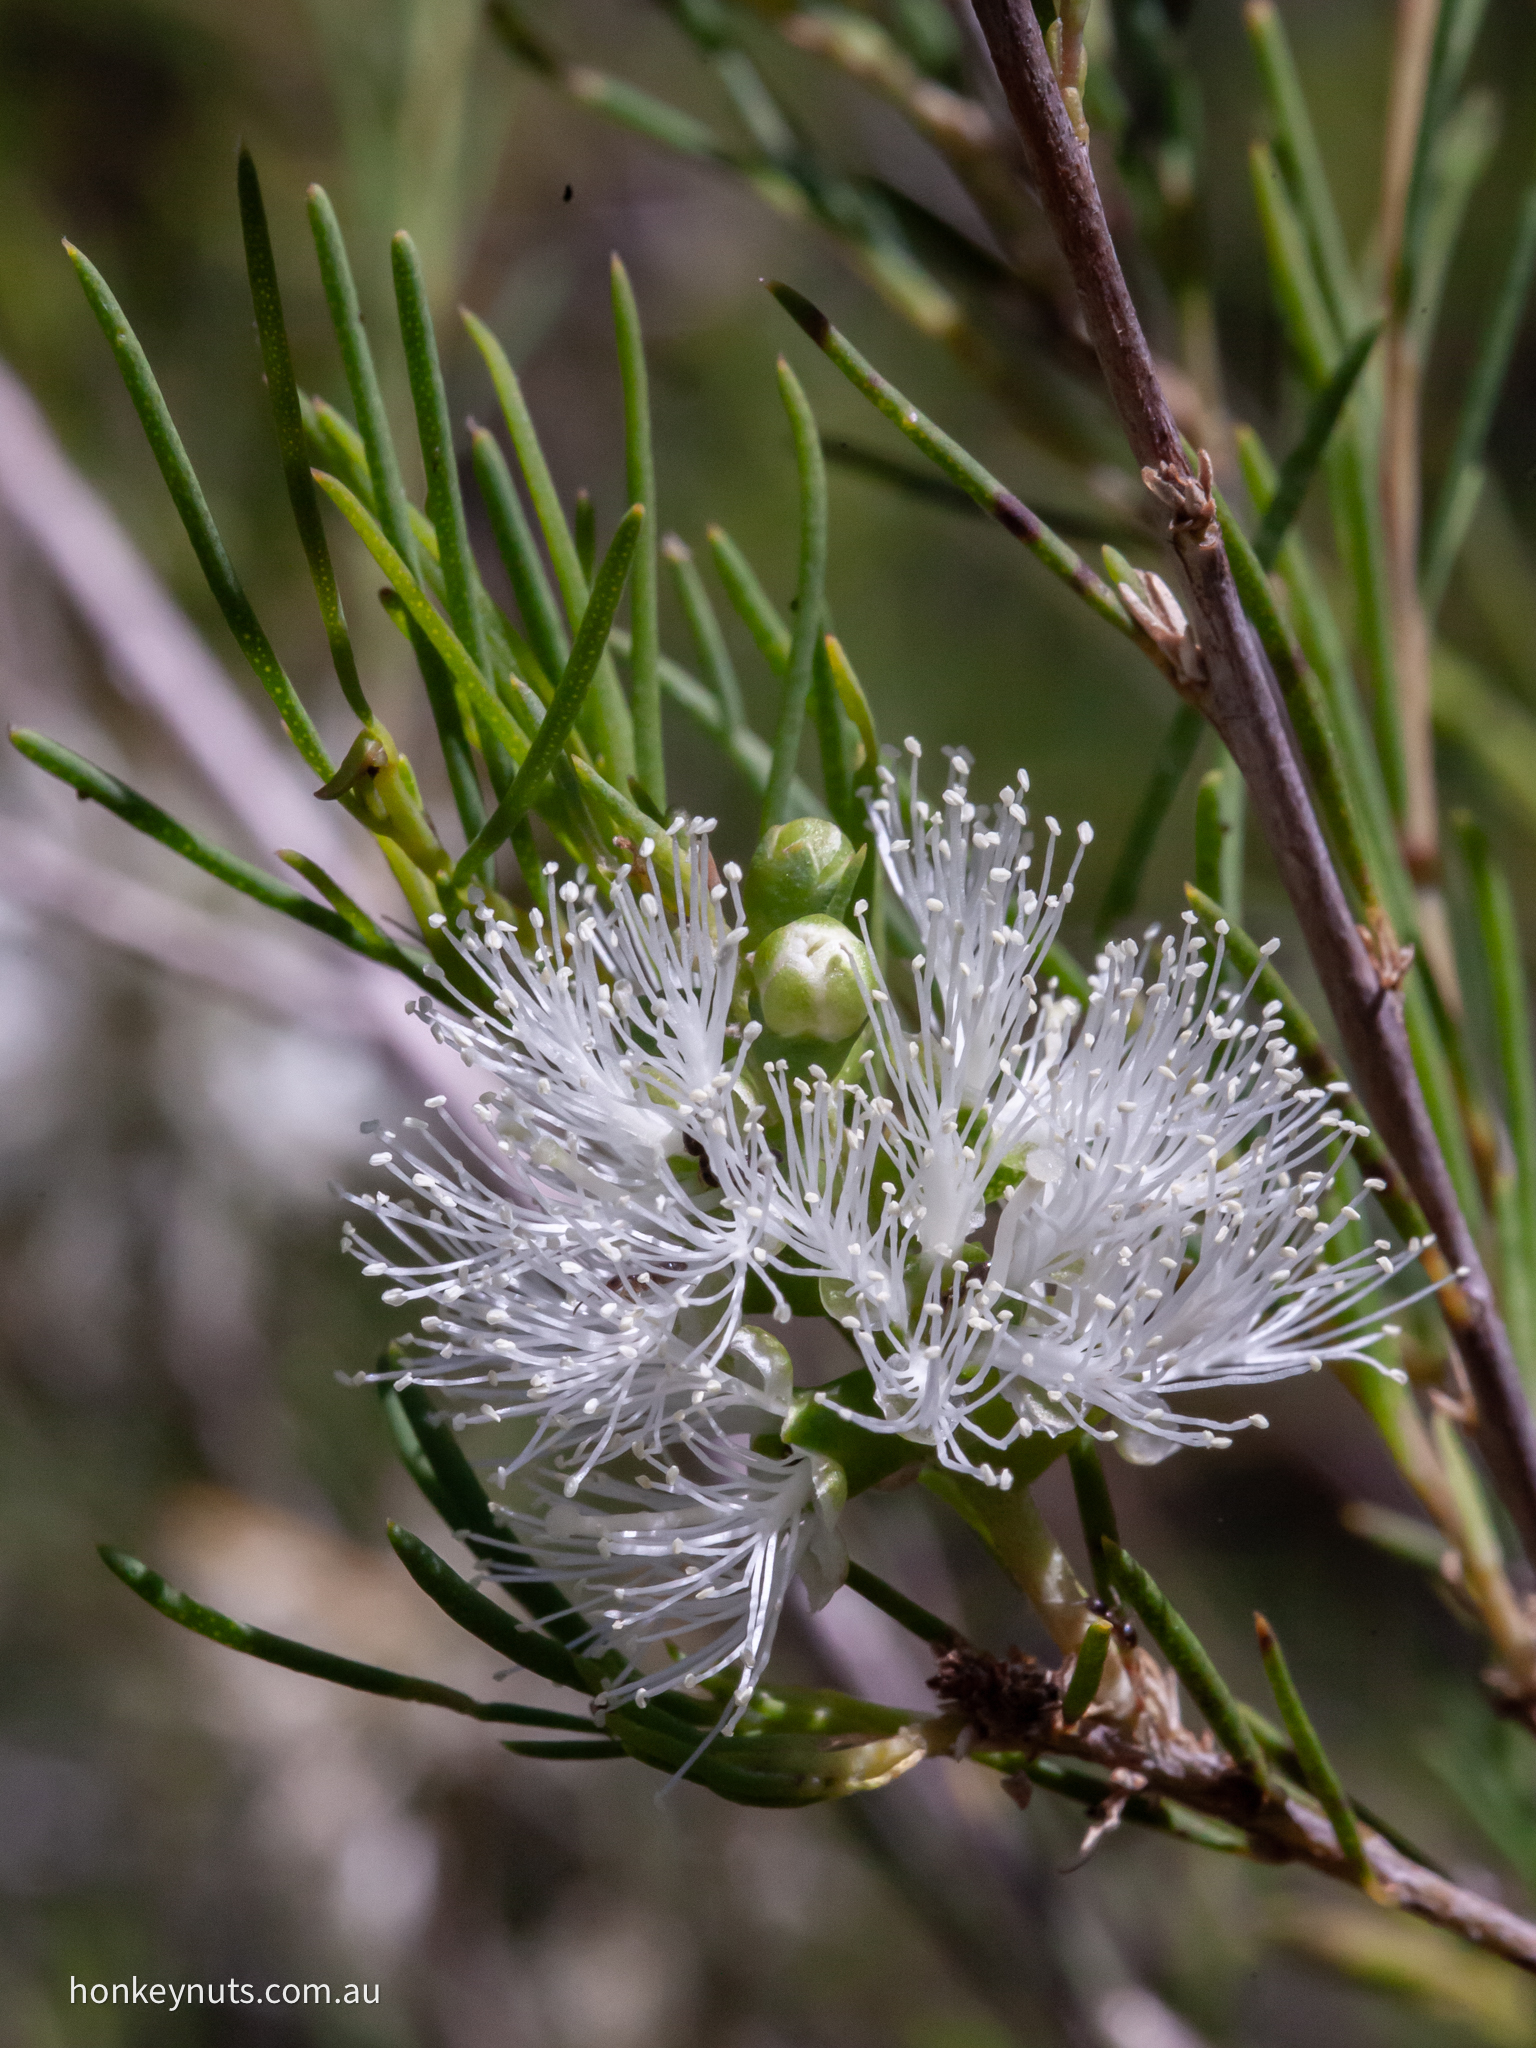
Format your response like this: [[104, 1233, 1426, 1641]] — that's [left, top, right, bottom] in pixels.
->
[[967, 0, 1536, 1566]]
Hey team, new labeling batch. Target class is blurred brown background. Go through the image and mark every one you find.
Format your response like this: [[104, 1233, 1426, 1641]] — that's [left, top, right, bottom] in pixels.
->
[[3, 2, 1536, 2043]]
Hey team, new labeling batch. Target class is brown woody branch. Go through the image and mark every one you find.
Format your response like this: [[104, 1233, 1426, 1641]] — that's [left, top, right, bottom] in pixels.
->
[[932, 1645, 1536, 1972], [968, 0, 1536, 1566]]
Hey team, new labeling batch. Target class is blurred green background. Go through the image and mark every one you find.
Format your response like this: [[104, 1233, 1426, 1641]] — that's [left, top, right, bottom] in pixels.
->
[[3, 1, 1536, 2043]]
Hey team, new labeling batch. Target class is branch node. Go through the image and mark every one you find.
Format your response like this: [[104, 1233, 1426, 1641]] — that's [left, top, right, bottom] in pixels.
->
[[1141, 450, 1219, 549]]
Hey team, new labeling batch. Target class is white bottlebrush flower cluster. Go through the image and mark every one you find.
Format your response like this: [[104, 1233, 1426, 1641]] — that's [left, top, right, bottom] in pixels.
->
[[345, 748, 1420, 1723]]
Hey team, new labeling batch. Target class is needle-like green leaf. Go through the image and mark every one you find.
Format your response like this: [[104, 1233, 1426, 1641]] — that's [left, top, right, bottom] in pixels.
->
[[1244, 0, 1359, 334], [663, 534, 745, 730], [763, 359, 828, 831], [1095, 703, 1205, 939], [1067, 1436, 1120, 1606], [1194, 762, 1244, 926], [1254, 1612, 1373, 1886], [1103, 1542, 1269, 1784], [707, 524, 793, 674], [1060, 1619, 1113, 1726], [65, 240, 331, 780], [1422, 181, 1536, 614], [1454, 815, 1536, 1387], [237, 151, 370, 723], [9, 727, 438, 993], [392, 233, 491, 682], [463, 308, 634, 781], [844, 1563, 960, 1647], [611, 255, 663, 809], [386, 1523, 593, 1694], [768, 282, 1140, 652], [451, 506, 645, 885], [391, 231, 498, 851], [313, 470, 529, 772], [100, 1546, 589, 1728], [1253, 319, 1383, 570], [471, 425, 568, 696]]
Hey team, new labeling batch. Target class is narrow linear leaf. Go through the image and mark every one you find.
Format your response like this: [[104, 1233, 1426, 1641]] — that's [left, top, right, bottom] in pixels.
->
[[504, 1739, 628, 1760], [472, 426, 568, 695], [1061, 1619, 1113, 1725], [276, 850, 390, 944], [1194, 763, 1244, 924], [707, 524, 792, 674], [9, 728, 437, 992], [574, 490, 596, 584], [768, 282, 1140, 651], [313, 471, 529, 772], [611, 255, 663, 809], [392, 232, 496, 844], [304, 392, 374, 505], [453, 506, 645, 883], [1067, 1436, 1120, 1605], [1453, 815, 1536, 1387], [386, 1523, 592, 1695], [100, 1546, 584, 1727], [1244, 1, 1359, 333], [308, 188, 417, 565], [638, 636, 816, 814], [307, 192, 489, 850], [392, 233, 491, 682], [65, 240, 331, 780], [463, 308, 634, 780], [1103, 1541, 1269, 1782], [1423, 181, 1536, 613], [1095, 702, 1204, 939], [812, 634, 855, 838], [1254, 319, 1383, 570], [1215, 490, 1376, 915], [1248, 143, 1338, 387], [1254, 1612, 1374, 1886], [238, 152, 370, 722], [1182, 884, 1480, 1335], [1237, 425, 1409, 930], [381, 1382, 581, 1639], [844, 1562, 960, 1647], [763, 358, 828, 831], [663, 534, 745, 729]]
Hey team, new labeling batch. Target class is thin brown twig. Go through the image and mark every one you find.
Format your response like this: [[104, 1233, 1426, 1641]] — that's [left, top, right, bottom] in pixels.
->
[[930, 1644, 1536, 1973], [967, 0, 1536, 1565]]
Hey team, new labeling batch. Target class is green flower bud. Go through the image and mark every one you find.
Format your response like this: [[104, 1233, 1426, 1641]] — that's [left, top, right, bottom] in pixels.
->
[[743, 817, 862, 944], [753, 915, 874, 1042]]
